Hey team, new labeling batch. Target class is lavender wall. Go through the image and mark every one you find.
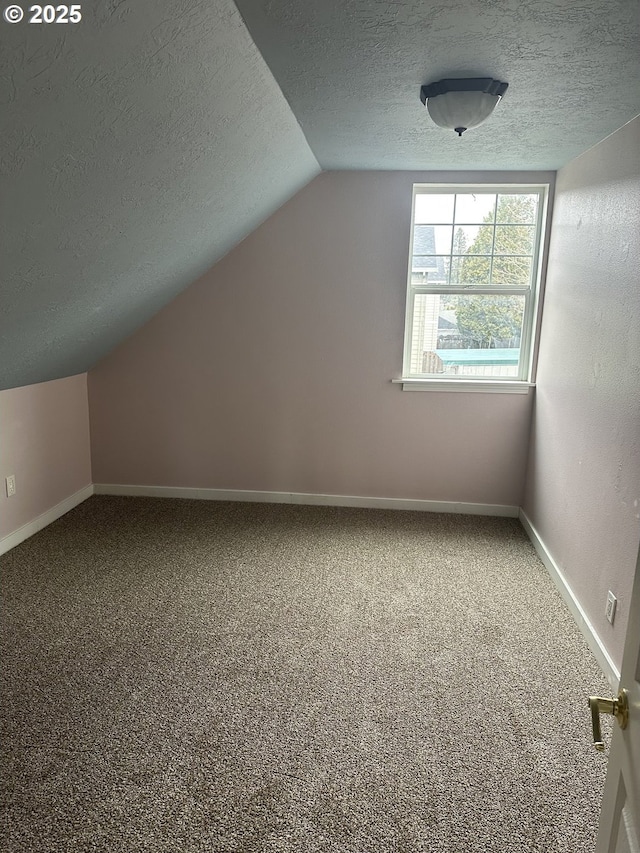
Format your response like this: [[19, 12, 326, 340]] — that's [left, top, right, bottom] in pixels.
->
[[0, 374, 92, 541], [89, 171, 552, 507], [523, 117, 640, 668]]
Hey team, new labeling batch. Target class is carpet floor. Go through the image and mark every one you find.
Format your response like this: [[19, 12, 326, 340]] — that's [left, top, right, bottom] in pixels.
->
[[1, 496, 611, 852]]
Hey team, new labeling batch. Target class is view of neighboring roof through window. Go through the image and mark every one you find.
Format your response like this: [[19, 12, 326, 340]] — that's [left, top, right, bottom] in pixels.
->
[[401, 185, 548, 387]]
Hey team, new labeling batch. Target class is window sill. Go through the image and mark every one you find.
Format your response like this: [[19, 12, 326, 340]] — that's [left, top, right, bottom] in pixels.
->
[[392, 378, 535, 394]]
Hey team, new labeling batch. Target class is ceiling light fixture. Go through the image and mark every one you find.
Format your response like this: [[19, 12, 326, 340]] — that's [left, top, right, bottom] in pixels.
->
[[420, 78, 508, 137]]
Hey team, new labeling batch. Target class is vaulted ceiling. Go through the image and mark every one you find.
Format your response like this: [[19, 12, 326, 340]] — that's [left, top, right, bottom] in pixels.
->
[[1, 0, 639, 391]]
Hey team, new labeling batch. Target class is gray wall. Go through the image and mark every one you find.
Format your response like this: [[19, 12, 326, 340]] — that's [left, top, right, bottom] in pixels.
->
[[523, 117, 640, 669]]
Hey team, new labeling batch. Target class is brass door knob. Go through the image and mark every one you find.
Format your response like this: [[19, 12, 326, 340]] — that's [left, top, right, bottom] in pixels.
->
[[588, 690, 629, 751]]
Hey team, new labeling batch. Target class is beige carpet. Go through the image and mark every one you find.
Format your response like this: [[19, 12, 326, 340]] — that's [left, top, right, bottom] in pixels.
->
[[1, 496, 611, 851]]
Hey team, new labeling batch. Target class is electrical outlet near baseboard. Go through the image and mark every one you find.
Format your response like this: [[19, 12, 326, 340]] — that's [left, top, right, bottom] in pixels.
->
[[605, 590, 617, 625], [5, 475, 16, 497]]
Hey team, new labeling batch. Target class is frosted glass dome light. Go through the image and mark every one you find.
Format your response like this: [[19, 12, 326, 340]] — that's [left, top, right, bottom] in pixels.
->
[[420, 78, 508, 136]]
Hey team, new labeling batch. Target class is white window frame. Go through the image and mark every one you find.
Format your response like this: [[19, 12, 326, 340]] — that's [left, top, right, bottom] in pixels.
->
[[397, 183, 549, 393]]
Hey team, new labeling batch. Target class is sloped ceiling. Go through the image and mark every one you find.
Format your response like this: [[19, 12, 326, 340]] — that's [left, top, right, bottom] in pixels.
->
[[2, 0, 639, 391], [0, 0, 320, 391]]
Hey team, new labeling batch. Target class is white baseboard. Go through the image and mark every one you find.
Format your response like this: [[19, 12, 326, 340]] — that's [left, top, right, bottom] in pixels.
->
[[94, 483, 519, 517], [519, 508, 620, 689], [0, 484, 95, 557]]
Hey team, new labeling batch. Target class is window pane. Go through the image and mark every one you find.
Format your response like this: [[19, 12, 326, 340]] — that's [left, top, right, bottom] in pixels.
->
[[452, 224, 493, 255], [409, 293, 443, 374], [413, 224, 453, 255], [491, 256, 532, 285], [410, 293, 525, 378], [494, 225, 534, 256], [414, 193, 455, 223], [411, 256, 450, 284], [496, 194, 538, 224], [453, 255, 491, 285], [454, 193, 496, 224]]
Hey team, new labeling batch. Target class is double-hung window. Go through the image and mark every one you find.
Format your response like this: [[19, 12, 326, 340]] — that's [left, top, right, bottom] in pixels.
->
[[402, 184, 549, 387]]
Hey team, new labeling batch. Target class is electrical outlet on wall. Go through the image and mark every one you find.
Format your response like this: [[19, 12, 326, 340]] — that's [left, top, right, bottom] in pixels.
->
[[605, 591, 617, 625], [5, 475, 16, 497]]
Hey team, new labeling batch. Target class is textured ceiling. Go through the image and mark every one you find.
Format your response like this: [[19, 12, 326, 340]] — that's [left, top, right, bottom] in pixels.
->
[[234, 0, 640, 170], [2, 0, 639, 391], [0, 0, 320, 390]]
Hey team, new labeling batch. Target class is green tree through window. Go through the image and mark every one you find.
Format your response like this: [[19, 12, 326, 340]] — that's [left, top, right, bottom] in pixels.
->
[[454, 194, 535, 348], [455, 296, 522, 348]]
